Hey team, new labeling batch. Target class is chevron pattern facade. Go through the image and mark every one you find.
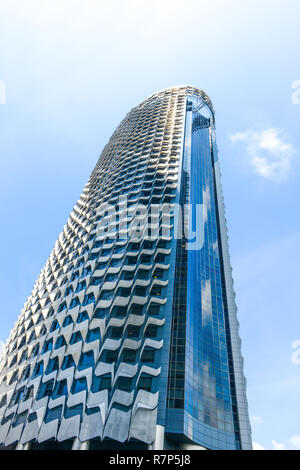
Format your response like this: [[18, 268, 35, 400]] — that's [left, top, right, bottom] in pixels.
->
[[0, 86, 252, 450]]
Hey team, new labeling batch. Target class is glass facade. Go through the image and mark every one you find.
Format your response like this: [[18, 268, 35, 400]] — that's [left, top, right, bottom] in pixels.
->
[[0, 86, 251, 450], [166, 98, 245, 450]]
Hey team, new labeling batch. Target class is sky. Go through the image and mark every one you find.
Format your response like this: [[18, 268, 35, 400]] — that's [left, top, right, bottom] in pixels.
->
[[0, 0, 300, 450]]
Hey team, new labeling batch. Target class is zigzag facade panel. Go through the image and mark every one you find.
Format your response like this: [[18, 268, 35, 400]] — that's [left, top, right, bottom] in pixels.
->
[[0, 86, 252, 450]]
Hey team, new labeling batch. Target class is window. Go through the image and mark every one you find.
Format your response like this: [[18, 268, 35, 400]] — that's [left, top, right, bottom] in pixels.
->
[[117, 287, 131, 297], [137, 374, 152, 392], [121, 271, 134, 281], [91, 373, 111, 393], [70, 331, 83, 345], [19, 336, 26, 348], [96, 262, 106, 270], [126, 325, 140, 338], [93, 308, 109, 319], [122, 349, 136, 363], [82, 293, 95, 306], [153, 269, 164, 279], [103, 349, 118, 363], [141, 349, 155, 363], [0, 394, 7, 408], [109, 327, 123, 339], [76, 280, 86, 292], [31, 344, 40, 358], [86, 328, 101, 343], [70, 297, 80, 309], [157, 240, 167, 249], [10, 355, 17, 367], [23, 385, 34, 401], [18, 349, 28, 364], [11, 387, 25, 405], [150, 286, 162, 297], [64, 286, 73, 297], [128, 242, 140, 251], [1, 413, 14, 426], [62, 354, 75, 370], [99, 290, 113, 301], [44, 405, 62, 424], [47, 307, 54, 318], [82, 266, 92, 277], [20, 365, 31, 381], [137, 270, 149, 280], [58, 301, 67, 313], [145, 325, 158, 338], [76, 258, 85, 268], [32, 361, 44, 378], [115, 376, 132, 392], [37, 379, 54, 400], [28, 412, 37, 423], [13, 411, 28, 427], [71, 377, 87, 394], [140, 255, 151, 264], [55, 379, 68, 397], [62, 315, 73, 327], [39, 325, 47, 336], [78, 351, 95, 370], [46, 357, 59, 374], [126, 256, 137, 266], [142, 241, 153, 249], [110, 259, 122, 268], [134, 286, 147, 296], [105, 273, 118, 282], [77, 311, 89, 323], [54, 291, 61, 301], [42, 339, 53, 354], [111, 306, 127, 318], [148, 305, 160, 316], [55, 335, 66, 350], [28, 330, 36, 344], [130, 305, 143, 315], [90, 277, 102, 286], [64, 403, 83, 419]]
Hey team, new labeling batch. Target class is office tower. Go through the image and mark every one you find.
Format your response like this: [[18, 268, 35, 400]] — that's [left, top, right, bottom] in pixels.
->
[[0, 86, 252, 450]]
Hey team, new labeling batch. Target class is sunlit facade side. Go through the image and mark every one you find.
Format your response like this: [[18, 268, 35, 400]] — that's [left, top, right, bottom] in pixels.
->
[[0, 86, 252, 450]]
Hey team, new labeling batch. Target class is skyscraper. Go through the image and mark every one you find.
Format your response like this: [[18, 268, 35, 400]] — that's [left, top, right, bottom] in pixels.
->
[[0, 86, 252, 450]]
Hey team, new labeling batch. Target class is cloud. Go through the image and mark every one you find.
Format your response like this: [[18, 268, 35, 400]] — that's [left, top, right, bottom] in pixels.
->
[[289, 435, 300, 449], [272, 440, 286, 450], [254, 436, 300, 450], [291, 340, 300, 365], [253, 442, 265, 450], [254, 437, 300, 450], [251, 415, 264, 424], [230, 128, 295, 183]]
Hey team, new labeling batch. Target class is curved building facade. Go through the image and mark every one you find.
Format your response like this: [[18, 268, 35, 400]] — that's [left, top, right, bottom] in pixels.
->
[[0, 86, 252, 450]]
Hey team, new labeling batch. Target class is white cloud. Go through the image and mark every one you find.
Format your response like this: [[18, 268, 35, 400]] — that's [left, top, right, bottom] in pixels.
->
[[289, 435, 300, 449], [230, 128, 295, 183], [272, 440, 286, 450], [291, 340, 300, 365], [254, 436, 300, 451], [253, 442, 265, 450], [251, 415, 264, 424]]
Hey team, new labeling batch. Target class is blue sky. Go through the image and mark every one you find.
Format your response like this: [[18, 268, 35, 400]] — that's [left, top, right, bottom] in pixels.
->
[[0, 0, 300, 450]]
